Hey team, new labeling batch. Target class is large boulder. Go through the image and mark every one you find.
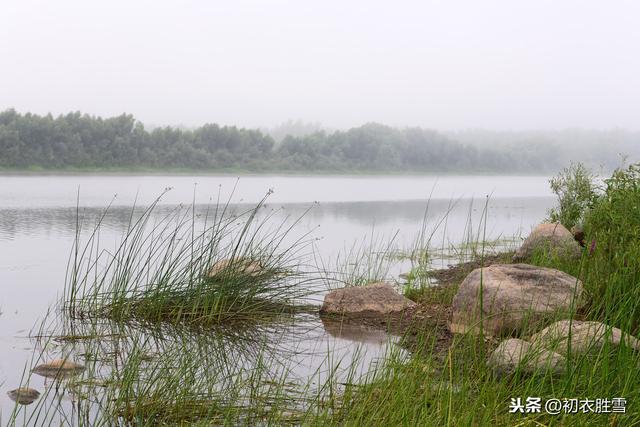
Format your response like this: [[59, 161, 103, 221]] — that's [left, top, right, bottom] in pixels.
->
[[530, 320, 640, 355], [321, 282, 416, 318], [450, 264, 582, 336], [488, 338, 566, 377], [513, 223, 582, 261]]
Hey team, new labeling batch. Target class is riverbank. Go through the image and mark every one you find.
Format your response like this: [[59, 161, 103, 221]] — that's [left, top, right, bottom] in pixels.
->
[[309, 165, 640, 425]]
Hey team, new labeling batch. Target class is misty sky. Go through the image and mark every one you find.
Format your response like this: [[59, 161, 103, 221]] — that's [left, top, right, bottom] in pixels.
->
[[2, 1, 639, 131]]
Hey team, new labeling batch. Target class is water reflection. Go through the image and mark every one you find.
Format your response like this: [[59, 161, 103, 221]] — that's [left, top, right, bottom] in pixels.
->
[[321, 317, 392, 345], [5, 311, 406, 425], [0, 197, 553, 244]]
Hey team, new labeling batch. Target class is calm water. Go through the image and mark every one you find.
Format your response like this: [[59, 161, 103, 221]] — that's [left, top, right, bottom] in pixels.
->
[[0, 175, 554, 423]]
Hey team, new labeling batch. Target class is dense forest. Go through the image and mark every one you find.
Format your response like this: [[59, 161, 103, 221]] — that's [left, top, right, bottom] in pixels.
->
[[0, 110, 636, 173]]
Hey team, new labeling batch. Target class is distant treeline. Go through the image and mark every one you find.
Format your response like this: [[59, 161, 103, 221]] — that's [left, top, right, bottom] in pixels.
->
[[0, 110, 636, 173]]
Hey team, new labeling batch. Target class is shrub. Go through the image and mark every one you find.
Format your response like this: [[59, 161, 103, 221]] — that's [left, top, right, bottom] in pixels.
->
[[547, 162, 599, 230]]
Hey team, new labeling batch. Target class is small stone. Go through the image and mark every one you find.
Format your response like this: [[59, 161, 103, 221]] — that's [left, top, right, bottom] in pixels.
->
[[488, 338, 566, 377], [7, 387, 40, 405], [32, 359, 85, 379]]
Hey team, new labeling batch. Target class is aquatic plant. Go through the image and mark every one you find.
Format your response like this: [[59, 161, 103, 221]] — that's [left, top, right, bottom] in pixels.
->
[[65, 189, 318, 327]]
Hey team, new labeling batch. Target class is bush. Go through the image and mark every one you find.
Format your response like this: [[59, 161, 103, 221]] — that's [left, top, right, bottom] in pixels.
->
[[585, 163, 640, 243], [547, 162, 599, 230]]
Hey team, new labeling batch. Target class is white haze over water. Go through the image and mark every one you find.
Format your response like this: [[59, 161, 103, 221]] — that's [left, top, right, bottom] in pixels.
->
[[1, 0, 640, 131]]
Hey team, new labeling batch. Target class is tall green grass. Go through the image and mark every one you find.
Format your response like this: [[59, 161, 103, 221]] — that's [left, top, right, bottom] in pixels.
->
[[308, 163, 640, 426], [11, 310, 394, 426], [13, 165, 640, 426], [65, 190, 318, 327]]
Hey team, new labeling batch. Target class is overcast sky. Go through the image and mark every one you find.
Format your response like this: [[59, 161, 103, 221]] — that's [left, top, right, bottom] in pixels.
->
[[1, 1, 639, 130]]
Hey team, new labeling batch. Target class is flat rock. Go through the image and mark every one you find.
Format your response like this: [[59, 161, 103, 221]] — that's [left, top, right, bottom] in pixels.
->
[[207, 258, 263, 277], [450, 264, 582, 336], [32, 359, 85, 379], [513, 223, 582, 261], [321, 282, 416, 318], [488, 338, 566, 376], [530, 320, 640, 355], [7, 387, 40, 405]]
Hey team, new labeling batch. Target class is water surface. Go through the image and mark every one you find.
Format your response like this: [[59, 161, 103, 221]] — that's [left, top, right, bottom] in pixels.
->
[[0, 174, 554, 423]]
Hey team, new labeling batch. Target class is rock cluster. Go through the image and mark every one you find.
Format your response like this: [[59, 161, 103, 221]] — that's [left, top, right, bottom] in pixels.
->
[[319, 222, 640, 378], [449, 223, 640, 376], [487, 320, 640, 376]]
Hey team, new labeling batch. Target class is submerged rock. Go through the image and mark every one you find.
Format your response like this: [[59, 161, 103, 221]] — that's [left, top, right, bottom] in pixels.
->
[[488, 338, 566, 376], [7, 387, 40, 405], [321, 282, 416, 318], [207, 258, 263, 277], [450, 263, 582, 336], [513, 223, 581, 261], [530, 320, 640, 355], [32, 359, 85, 379]]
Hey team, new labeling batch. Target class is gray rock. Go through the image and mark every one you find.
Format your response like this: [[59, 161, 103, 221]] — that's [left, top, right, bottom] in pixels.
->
[[513, 223, 582, 261], [450, 264, 582, 336], [488, 338, 566, 376], [530, 320, 640, 355], [7, 387, 40, 405], [321, 282, 416, 317]]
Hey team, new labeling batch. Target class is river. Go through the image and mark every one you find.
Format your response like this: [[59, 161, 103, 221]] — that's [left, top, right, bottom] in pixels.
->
[[0, 174, 554, 423]]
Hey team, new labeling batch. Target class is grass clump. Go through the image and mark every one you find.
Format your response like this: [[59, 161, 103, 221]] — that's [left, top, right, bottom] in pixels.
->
[[577, 163, 640, 329], [531, 163, 640, 329], [66, 190, 316, 327], [314, 163, 640, 426], [110, 335, 306, 425]]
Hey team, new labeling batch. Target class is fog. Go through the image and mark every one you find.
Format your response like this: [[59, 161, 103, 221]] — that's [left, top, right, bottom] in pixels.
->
[[2, 0, 639, 131]]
